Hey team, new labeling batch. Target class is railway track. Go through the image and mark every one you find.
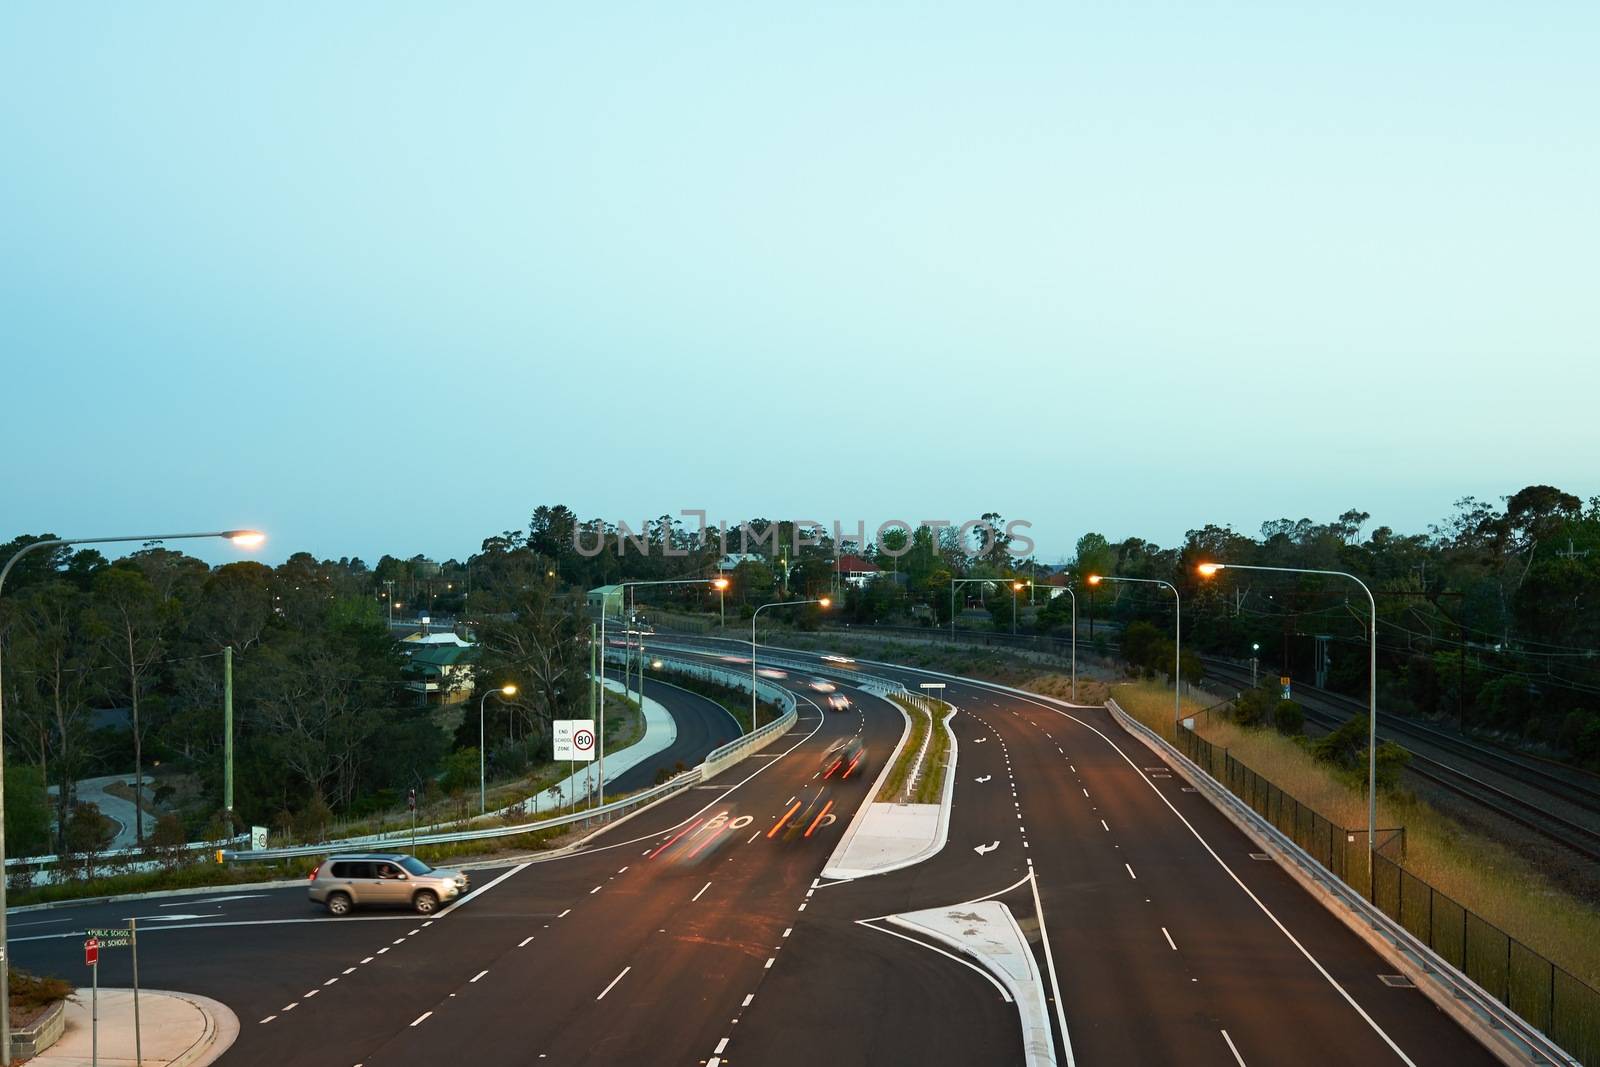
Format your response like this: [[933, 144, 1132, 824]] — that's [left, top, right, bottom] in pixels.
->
[[1203, 659, 1600, 865]]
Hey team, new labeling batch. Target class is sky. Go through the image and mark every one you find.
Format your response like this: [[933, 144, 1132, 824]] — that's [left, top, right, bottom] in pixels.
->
[[3, 2, 1596, 567]]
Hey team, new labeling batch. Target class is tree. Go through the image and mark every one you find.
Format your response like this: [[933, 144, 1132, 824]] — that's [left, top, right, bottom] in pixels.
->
[[90, 566, 166, 844], [4, 764, 50, 858]]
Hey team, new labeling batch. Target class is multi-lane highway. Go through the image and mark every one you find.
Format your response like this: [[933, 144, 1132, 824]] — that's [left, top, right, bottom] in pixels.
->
[[10, 642, 1506, 1065]]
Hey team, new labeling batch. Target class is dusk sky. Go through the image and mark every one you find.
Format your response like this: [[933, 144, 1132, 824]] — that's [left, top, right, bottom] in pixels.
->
[[4, 3, 1596, 566]]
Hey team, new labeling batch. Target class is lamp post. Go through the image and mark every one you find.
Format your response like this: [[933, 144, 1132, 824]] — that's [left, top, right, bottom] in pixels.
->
[[1011, 581, 1023, 634], [1200, 561, 1380, 899], [751, 597, 830, 730], [0, 527, 264, 1066], [1087, 574, 1181, 725], [478, 684, 517, 814], [615, 578, 730, 703], [1251, 642, 1261, 686]]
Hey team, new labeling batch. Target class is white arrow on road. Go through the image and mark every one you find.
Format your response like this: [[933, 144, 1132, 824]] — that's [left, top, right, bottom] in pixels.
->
[[974, 841, 999, 856], [974, 775, 991, 783]]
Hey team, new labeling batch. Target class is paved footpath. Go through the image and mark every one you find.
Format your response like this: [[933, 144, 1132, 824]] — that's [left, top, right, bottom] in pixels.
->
[[31, 988, 237, 1066]]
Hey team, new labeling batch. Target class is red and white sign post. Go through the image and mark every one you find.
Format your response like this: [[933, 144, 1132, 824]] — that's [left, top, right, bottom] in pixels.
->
[[84, 937, 99, 1065]]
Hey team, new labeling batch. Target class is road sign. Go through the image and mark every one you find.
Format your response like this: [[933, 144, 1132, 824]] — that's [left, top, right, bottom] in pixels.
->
[[86, 928, 131, 948], [250, 825, 268, 851], [554, 719, 596, 762], [918, 682, 946, 690], [84, 937, 98, 966]]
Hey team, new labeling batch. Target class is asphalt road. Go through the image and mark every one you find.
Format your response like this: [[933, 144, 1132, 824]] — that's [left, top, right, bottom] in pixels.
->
[[12, 671, 900, 1066], [607, 675, 743, 793], [9, 640, 1511, 1065]]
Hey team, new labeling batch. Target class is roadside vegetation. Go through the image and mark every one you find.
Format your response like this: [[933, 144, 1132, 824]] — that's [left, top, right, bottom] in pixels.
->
[[877, 693, 953, 805]]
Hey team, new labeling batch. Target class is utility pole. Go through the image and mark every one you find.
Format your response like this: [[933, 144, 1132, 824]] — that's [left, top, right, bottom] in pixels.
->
[[223, 646, 234, 818]]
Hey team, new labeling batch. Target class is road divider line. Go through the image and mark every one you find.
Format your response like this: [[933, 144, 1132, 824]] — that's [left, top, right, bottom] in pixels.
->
[[471, 969, 488, 983], [692, 881, 713, 902], [1125, 864, 1137, 880], [597, 965, 631, 1000], [518, 936, 534, 947], [1162, 927, 1177, 951], [437, 862, 530, 918], [410, 1011, 432, 1027], [1222, 1030, 1247, 1065]]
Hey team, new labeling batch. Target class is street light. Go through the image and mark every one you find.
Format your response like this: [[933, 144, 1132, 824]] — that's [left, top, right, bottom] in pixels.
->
[[751, 597, 830, 730], [1251, 642, 1261, 686], [479, 684, 517, 814], [1200, 560, 1381, 899], [1011, 581, 1024, 635], [713, 575, 730, 629], [1088, 573, 1182, 726], [0, 527, 264, 1066]]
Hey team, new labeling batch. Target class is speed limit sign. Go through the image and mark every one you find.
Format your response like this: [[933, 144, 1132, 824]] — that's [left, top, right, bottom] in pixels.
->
[[554, 719, 596, 762]]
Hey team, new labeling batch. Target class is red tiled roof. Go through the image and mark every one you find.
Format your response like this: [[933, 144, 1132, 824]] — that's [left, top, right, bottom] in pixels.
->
[[838, 554, 880, 573]]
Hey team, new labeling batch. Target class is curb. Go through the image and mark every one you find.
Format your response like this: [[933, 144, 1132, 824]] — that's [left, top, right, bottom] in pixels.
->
[[822, 698, 958, 881], [886, 902, 1055, 1067], [820, 693, 913, 880]]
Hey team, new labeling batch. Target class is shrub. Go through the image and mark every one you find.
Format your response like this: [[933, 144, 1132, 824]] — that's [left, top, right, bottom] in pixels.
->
[[1273, 700, 1305, 736]]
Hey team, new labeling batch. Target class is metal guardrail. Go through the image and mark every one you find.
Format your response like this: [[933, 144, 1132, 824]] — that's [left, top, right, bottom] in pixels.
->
[[1108, 698, 1584, 1067]]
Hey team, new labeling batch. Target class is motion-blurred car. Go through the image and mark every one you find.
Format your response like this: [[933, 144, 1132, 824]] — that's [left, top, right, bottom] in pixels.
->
[[826, 693, 851, 711], [774, 786, 834, 841], [308, 853, 467, 916], [809, 679, 837, 692], [821, 737, 866, 780], [819, 654, 856, 665]]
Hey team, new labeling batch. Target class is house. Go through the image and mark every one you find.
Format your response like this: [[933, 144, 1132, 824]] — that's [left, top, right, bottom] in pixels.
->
[[403, 642, 480, 704], [717, 553, 765, 573], [836, 554, 881, 588]]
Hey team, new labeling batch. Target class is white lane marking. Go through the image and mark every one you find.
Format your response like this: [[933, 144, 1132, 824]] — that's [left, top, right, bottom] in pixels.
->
[[259, 1015, 276, 1024], [747, 831, 760, 844], [970, 681, 1422, 1066], [764, 957, 775, 969], [783, 928, 792, 938], [715, 1037, 729, 1054], [342, 967, 356, 975], [393, 938, 406, 945], [590, 886, 602, 894], [472, 970, 489, 983], [377, 947, 390, 955], [304, 989, 319, 999], [1162, 927, 1177, 951], [617, 866, 629, 874], [1222, 1030, 1247, 1065], [693, 881, 713, 902], [437, 862, 531, 917], [519, 936, 534, 947], [323, 977, 338, 986], [409, 929, 420, 935], [281, 1002, 297, 1012], [360, 957, 374, 964], [1082, 788, 1089, 797], [558, 909, 571, 918], [1101, 819, 1110, 831], [597, 966, 631, 1000], [1125, 864, 1137, 879], [410, 1011, 432, 1027], [856, 919, 1013, 1004], [741, 994, 754, 1007]]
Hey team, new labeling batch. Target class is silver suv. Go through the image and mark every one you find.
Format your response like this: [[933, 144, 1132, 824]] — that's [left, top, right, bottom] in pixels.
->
[[308, 853, 468, 916]]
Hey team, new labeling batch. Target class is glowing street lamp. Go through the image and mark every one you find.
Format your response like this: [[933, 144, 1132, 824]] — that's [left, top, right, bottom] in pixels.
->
[[0, 526, 264, 1065], [751, 597, 830, 730], [479, 684, 518, 814], [1199, 560, 1381, 899], [1088, 573, 1182, 725]]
